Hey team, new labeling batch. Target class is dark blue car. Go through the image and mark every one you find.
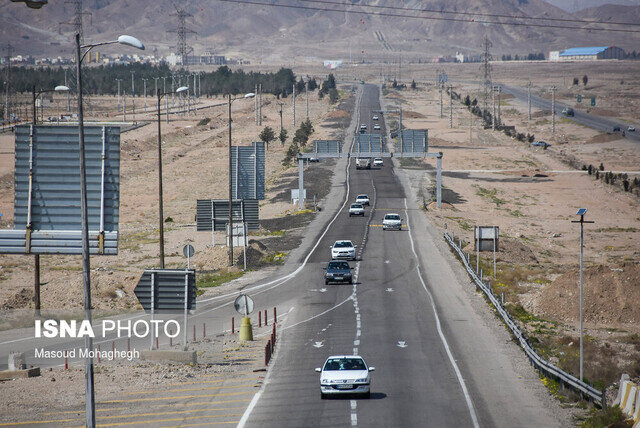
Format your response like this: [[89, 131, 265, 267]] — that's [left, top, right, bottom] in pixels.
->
[[324, 261, 353, 285]]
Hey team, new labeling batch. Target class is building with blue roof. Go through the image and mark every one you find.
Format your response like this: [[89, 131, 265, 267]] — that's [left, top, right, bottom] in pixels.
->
[[552, 46, 625, 61]]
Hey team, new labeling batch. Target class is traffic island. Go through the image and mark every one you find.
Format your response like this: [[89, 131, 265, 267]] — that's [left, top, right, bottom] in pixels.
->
[[139, 350, 197, 364], [0, 367, 41, 380]]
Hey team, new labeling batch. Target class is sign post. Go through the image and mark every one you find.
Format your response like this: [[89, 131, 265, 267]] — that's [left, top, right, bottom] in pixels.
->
[[183, 244, 195, 269], [183, 271, 189, 350], [234, 294, 254, 341]]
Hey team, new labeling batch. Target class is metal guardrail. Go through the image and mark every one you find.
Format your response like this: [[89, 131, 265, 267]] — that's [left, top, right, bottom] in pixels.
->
[[444, 231, 606, 407]]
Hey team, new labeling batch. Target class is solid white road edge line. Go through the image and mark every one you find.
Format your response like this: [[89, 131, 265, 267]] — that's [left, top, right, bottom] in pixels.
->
[[404, 198, 481, 428]]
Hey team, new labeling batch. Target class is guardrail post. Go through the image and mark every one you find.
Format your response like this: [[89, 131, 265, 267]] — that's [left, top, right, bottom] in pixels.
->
[[274, 307, 277, 324], [501, 292, 504, 305], [259, 311, 262, 327], [264, 309, 268, 326], [480, 269, 483, 281], [232, 317, 235, 334]]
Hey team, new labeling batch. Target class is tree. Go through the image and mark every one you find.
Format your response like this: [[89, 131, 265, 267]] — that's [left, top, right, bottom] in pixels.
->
[[582, 75, 588, 86], [573, 77, 579, 85], [259, 126, 276, 150], [283, 142, 299, 166], [279, 129, 288, 146], [464, 95, 471, 107], [328, 87, 339, 104], [411, 80, 417, 90], [293, 118, 315, 147], [307, 77, 317, 91], [296, 77, 306, 94], [392, 79, 398, 88]]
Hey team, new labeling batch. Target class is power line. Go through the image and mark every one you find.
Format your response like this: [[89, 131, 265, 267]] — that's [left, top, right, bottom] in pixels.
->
[[212, 0, 640, 33], [300, 0, 640, 28]]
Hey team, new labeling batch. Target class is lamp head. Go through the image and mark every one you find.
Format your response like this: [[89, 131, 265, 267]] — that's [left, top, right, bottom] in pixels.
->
[[54, 85, 70, 92], [576, 208, 587, 216], [176, 86, 189, 94], [244, 93, 256, 99], [117, 35, 145, 50]]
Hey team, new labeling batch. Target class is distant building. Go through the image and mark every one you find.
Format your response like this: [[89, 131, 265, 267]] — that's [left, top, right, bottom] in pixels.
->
[[549, 51, 560, 62], [555, 46, 625, 61], [455, 52, 465, 63]]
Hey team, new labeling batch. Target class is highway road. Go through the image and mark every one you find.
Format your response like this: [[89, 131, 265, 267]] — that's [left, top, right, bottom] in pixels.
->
[[501, 84, 640, 143], [0, 85, 568, 427]]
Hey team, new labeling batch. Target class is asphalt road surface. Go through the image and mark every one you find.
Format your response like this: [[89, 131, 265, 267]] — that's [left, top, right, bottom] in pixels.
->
[[0, 85, 567, 427], [501, 84, 640, 143]]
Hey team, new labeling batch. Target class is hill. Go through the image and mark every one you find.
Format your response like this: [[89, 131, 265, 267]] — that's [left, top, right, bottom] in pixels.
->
[[2, 0, 640, 61]]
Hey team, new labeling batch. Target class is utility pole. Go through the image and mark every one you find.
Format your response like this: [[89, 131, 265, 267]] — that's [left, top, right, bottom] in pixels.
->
[[116, 78, 122, 112], [278, 102, 284, 134], [131, 71, 136, 122], [481, 35, 492, 113], [254, 84, 258, 125], [142, 78, 148, 112], [469, 108, 473, 144], [492, 85, 496, 130], [497, 85, 502, 127], [123, 92, 127, 121], [439, 83, 443, 119], [259, 84, 262, 126], [162, 76, 167, 115], [305, 80, 309, 119], [153, 77, 159, 112], [449, 85, 453, 129], [527, 81, 531, 121], [65, 68, 70, 111], [292, 83, 296, 128], [4, 43, 13, 121], [551, 86, 556, 135]]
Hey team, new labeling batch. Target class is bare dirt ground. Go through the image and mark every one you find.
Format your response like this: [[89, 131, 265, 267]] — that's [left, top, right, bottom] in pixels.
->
[[0, 86, 351, 312], [380, 68, 640, 392]]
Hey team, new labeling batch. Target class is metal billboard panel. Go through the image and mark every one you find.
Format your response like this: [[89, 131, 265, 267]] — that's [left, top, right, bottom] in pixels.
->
[[399, 129, 428, 154], [196, 199, 259, 232], [352, 134, 387, 154], [134, 269, 196, 312], [231, 142, 265, 200], [0, 125, 120, 255], [313, 140, 342, 154]]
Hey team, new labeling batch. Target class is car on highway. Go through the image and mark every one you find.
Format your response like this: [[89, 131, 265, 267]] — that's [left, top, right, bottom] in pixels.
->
[[561, 107, 574, 117], [382, 213, 402, 230], [355, 194, 370, 206], [613, 126, 622, 133], [330, 240, 357, 260], [349, 203, 365, 217], [373, 158, 383, 167], [316, 355, 374, 399], [308, 156, 320, 163], [360, 124, 367, 131], [372, 115, 379, 121], [323, 261, 353, 285], [628, 126, 636, 132], [356, 158, 371, 170], [373, 124, 381, 131], [531, 141, 551, 149]]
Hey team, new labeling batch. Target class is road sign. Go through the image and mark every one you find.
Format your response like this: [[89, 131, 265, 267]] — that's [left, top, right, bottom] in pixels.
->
[[475, 226, 499, 251], [577, 94, 582, 103], [591, 97, 596, 106], [183, 244, 195, 258], [134, 269, 196, 312], [196, 199, 259, 232], [226, 223, 247, 247], [0, 125, 120, 255], [234, 294, 254, 316], [231, 142, 265, 200]]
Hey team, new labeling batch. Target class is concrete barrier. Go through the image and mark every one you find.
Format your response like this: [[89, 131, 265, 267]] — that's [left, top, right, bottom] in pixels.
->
[[140, 350, 197, 364], [632, 388, 640, 426], [623, 386, 638, 416], [8, 352, 25, 370], [0, 367, 40, 380], [614, 374, 632, 406]]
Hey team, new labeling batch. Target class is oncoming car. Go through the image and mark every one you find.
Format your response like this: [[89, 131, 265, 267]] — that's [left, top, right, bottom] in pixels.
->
[[355, 194, 370, 206], [373, 158, 383, 167], [382, 213, 402, 230], [349, 203, 365, 217], [330, 240, 356, 260], [323, 261, 353, 284], [316, 355, 375, 399], [373, 124, 381, 131]]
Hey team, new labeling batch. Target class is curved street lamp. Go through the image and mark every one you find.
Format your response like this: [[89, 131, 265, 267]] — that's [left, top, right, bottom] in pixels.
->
[[32, 85, 69, 125], [74, 33, 144, 428], [156, 86, 188, 268], [227, 92, 255, 266]]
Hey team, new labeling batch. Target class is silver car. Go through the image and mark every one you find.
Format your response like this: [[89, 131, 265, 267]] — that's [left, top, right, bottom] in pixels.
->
[[316, 355, 375, 399]]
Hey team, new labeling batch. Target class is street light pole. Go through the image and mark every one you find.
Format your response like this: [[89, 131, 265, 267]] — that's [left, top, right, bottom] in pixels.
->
[[572, 208, 594, 382], [75, 33, 144, 428], [228, 93, 234, 266]]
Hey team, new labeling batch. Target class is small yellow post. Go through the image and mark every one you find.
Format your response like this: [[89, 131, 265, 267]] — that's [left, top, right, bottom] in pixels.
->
[[239, 317, 253, 341]]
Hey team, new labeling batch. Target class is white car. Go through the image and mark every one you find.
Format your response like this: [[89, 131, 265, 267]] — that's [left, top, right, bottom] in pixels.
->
[[372, 115, 379, 121], [330, 240, 356, 260], [373, 124, 381, 131], [629, 126, 636, 132], [382, 213, 402, 230], [360, 124, 367, 130], [349, 203, 365, 217], [373, 158, 383, 167], [355, 194, 370, 206], [316, 355, 375, 399]]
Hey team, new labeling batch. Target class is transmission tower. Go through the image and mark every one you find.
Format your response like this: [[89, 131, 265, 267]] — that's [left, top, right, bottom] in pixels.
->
[[59, 0, 91, 44], [480, 35, 493, 112], [169, 4, 197, 68]]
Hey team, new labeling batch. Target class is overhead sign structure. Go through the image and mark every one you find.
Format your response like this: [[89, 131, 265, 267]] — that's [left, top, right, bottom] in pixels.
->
[[291, 189, 307, 204], [352, 134, 388, 157], [0, 125, 120, 255], [196, 199, 260, 232], [313, 140, 342, 156], [398, 129, 428, 155], [231, 142, 265, 200]]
